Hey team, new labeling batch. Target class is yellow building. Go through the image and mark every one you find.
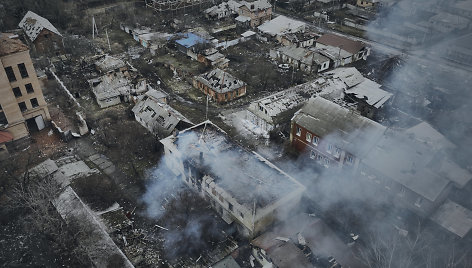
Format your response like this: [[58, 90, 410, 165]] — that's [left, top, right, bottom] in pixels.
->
[[0, 33, 50, 143]]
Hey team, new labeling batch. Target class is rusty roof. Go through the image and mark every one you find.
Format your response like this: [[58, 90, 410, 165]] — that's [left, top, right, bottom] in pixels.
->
[[0, 33, 29, 57], [0, 131, 14, 144], [316, 33, 366, 54]]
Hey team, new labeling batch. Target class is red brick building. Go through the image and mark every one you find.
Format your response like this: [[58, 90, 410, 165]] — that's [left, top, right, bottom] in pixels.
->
[[193, 68, 246, 104], [290, 97, 385, 168]]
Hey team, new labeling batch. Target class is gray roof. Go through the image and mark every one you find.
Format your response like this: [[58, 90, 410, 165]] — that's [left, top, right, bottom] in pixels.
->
[[361, 131, 451, 202], [240, 0, 272, 11], [94, 55, 126, 73], [195, 69, 246, 93], [19, 11, 62, 42], [327, 67, 364, 88], [345, 79, 392, 108], [132, 90, 191, 136], [293, 97, 386, 157], [89, 72, 131, 100], [278, 46, 329, 65], [430, 200, 472, 238], [211, 255, 241, 268], [405, 121, 455, 151]]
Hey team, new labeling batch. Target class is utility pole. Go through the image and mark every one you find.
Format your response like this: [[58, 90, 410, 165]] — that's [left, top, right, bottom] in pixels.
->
[[106, 28, 111, 51], [92, 16, 98, 39]]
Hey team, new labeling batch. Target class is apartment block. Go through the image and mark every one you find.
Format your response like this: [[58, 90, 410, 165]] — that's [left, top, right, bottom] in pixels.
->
[[0, 33, 50, 142]]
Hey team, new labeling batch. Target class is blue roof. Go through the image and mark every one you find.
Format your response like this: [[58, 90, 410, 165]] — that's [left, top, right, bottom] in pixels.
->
[[175, 32, 208, 48]]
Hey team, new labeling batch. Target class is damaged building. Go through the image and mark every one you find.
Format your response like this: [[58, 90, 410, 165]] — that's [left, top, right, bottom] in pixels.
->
[[193, 69, 246, 103], [160, 121, 306, 238], [236, 0, 272, 28], [315, 33, 370, 67], [257, 15, 306, 40], [88, 55, 148, 108], [197, 48, 230, 69], [0, 33, 50, 144], [271, 46, 330, 73], [18, 11, 64, 55], [204, 0, 242, 20], [132, 89, 193, 137], [290, 97, 472, 220]]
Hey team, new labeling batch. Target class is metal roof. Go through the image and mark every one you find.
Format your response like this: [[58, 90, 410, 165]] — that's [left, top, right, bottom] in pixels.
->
[[19, 11, 62, 42], [430, 200, 472, 238], [316, 33, 366, 54], [195, 69, 246, 93], [175, 32, 208, 48]]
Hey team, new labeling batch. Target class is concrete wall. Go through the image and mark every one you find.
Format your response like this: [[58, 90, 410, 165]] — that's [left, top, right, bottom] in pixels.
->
[[0, 49, 50, 140]]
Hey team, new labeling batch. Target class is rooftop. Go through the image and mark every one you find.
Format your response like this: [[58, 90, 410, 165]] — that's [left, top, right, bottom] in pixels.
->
[[132, 90, 192, 136], [316, 33, 366, 54], [0, 131, 14, 144], [430, 200, 472, 238], [94, 55, 126, 73], [240, 0, 272, 11], [18, 11, 62, 42], [0, 33, 29, 57], [345, 79, 392, 108], [293, 97, 386, 157], [278, 46, 329, 65], [195, 69, 246, 93], [161, 121, 305, 209], [404, 121, 456, 151], [175, 32, 208, 48], [361, 130, 451, 202], [257, 15, 306, 36]]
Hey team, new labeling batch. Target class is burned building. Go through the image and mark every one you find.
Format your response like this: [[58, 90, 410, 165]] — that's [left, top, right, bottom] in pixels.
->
[[271, 46, 330, 73], [193, 69, 246, 103], [0, 33, 50, 144], [18, 11, 63, 55], [132, 89, 193, 137], [160, 121, 306, 238]]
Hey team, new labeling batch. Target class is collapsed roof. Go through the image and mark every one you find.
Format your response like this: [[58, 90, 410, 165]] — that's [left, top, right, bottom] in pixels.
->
[[19, 11, 62, 42], [195, 69, 246, 93]]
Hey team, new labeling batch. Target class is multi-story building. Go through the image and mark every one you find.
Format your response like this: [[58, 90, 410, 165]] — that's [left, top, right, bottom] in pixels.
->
[[160, 121, 305, 238], [290, 97, 472, 219], [0, 33, 50, 143], [237, 0, 272, 28], [290, 97, 386, 168]]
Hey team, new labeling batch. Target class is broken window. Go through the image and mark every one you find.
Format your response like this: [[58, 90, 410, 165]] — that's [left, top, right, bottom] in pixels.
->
[[313, 136, 319, 146], [310, 151, 316, 159], [240, 212, 244, 218], [0, 107, 7, 125], [296, 126, 301, 136], [18, 102, 27, 112], [415, 197, 423, 207], [12, 87, 22, 98], [334, 148, 341, 158], [346, 155, 353, 164], [228, 202, 233, 211], [30, 98, 39, 108], [4, 66, 16, 82], [25, 83, 34, 93], [306, 132, 312, 142], [327, 144, 333, 153], [18, 63, 28, 78]]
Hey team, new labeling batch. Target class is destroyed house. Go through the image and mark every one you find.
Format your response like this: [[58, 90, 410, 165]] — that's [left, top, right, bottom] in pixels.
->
[[290, 97, 386, 168], [18, 11, 63, 54], [280, 32, 319, 48], [160, 121, 305, 238], [94, 55, 127, 74], [246, 80, 322, 133], [237, 0, 272, 28], [272, 46, 330, 73], [132, 89, 193, 137], [316, 33, 370, 65], [193, 69, 246, 103], [205, 1, 242, 20], [328, 67, 393, 118]]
